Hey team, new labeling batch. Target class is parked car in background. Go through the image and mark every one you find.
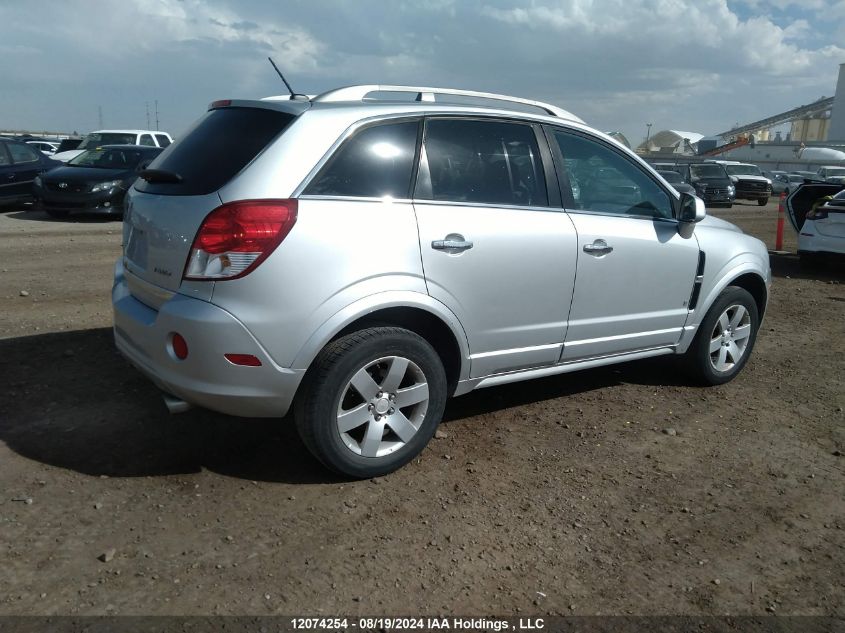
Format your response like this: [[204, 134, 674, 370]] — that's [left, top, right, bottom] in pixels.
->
[[649, 163, 735, 207], [786, 183, 845, 265], [711, 161, 772, 206], [113, 85, 770, 477], [763, 170, 789, 195], [789, 170, 819, 180], [27, 140, 59, 156], [657, 170, 696, 195], [52, 130, 173, 163], [785, 173, 808, 193], [815, 166, 845, 182], [33, 145, 162, 218], [682, 163, 736, 208], [0, 137, 61, 207]]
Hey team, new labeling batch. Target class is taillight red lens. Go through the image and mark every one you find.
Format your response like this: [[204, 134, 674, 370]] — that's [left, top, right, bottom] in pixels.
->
[[184, 199, 297, 280]]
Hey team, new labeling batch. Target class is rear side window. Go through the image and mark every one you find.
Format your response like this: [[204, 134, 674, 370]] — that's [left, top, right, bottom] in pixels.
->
[[0, 144, 10, 166], [304, 120, 419, 198], [419, 118, 548, 207], [8, 142, 40, 164], [155, 134, 171, 147], [139, 134, 155, 146], [136, 107, 294, 196]]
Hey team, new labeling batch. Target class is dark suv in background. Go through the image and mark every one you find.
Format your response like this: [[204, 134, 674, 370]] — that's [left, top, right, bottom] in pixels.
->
[[650, 162, 735, 208]]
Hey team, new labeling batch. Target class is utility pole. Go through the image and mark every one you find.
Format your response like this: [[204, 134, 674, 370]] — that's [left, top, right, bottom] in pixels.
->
[[146, 102, 151, 129], [645, 122, 652, 147], [154, 100, 159, 131], [98, 105, 103, 129]]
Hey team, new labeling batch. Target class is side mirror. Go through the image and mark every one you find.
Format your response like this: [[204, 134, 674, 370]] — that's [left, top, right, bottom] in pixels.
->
[[679, 192, 706, 224], [678, 192, 705, 238]]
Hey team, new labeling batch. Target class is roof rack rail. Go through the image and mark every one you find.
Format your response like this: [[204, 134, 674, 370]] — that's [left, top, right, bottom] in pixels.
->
[[312, 85, 584, 123]]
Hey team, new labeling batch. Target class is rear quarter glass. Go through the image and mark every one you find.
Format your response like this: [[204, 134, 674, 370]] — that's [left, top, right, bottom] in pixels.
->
[[136, 107, 295, 196]]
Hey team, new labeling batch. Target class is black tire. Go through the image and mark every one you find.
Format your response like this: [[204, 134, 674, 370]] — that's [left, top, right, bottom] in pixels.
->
[[757, 198, 768, 206], [683, 286, 759, 386], [294, 327, 447, 478], [45, 208, 69, 219]]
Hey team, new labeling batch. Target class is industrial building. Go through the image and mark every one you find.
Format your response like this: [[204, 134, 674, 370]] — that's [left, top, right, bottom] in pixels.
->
[[637, 62, 845, 171]]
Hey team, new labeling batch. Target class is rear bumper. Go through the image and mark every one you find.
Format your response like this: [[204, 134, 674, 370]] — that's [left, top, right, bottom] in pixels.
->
[[798, 226, 845, 256], [112, 260, 305, 417]]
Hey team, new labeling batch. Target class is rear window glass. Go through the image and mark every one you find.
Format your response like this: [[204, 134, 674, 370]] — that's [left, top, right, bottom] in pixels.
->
[[136, 107, 294, 196]]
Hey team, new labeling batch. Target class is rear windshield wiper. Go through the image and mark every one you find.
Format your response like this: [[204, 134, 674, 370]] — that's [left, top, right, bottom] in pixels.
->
[[140, 169, 183, 184]]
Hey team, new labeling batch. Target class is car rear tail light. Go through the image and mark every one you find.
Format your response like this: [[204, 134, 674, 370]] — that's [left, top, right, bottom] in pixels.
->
[[209, 99, 232, 109], [224, 353, 262, 366], [184, 199, 297, 280]]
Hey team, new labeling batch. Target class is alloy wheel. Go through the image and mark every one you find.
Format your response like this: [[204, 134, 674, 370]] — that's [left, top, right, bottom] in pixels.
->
[[708, 303, 752, 372], [336, 356, 430, 458]]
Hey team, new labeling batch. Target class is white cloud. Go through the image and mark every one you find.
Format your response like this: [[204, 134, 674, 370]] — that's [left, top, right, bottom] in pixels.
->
[[0, 0, 843, 143]]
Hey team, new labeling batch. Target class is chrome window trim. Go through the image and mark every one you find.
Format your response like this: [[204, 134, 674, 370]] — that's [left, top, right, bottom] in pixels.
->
[[564, 207, 679, 224], [412, 198, 565, 214], [298, 194, 414, 204], [297, 194, 565, 215]]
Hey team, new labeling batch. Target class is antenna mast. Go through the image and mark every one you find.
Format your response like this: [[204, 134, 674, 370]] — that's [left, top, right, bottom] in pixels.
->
[[268, 57, 307, 99]]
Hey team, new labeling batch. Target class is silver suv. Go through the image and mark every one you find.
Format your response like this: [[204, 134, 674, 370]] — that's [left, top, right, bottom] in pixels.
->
[[113, 85, 771, 477]]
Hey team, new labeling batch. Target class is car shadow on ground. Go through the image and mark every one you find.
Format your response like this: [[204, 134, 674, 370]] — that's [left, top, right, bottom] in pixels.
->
[[0, 327, 700, 484], [443, 355, 696, 423], [769, 251, 845, 282], [0, 328, 338, 485]]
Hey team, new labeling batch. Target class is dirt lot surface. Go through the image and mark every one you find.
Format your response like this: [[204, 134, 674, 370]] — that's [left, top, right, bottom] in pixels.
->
[[0, 201, 843, 617]]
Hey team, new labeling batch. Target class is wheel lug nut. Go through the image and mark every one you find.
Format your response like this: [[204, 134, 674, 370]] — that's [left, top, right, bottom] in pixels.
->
[[389, 394, 395, 400], [374, 414, 381, 421], [368, 404, 374, 411], [377, 392, 383, 398], [388, 408, 395, 415]]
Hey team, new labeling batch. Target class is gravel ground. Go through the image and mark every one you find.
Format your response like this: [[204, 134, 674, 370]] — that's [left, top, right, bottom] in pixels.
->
[[0, 200, 842, 617]]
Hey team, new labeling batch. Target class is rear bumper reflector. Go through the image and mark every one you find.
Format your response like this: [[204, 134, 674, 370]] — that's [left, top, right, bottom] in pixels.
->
[[224, 353, 263, 367]]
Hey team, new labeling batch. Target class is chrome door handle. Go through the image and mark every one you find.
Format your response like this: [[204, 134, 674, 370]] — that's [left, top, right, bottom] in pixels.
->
[[432, 236, 473, 251], [583, 240, 613, 256]]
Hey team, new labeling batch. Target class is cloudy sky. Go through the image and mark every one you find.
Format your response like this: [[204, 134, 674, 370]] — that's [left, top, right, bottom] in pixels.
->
[[1, 0, 843, 144]]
